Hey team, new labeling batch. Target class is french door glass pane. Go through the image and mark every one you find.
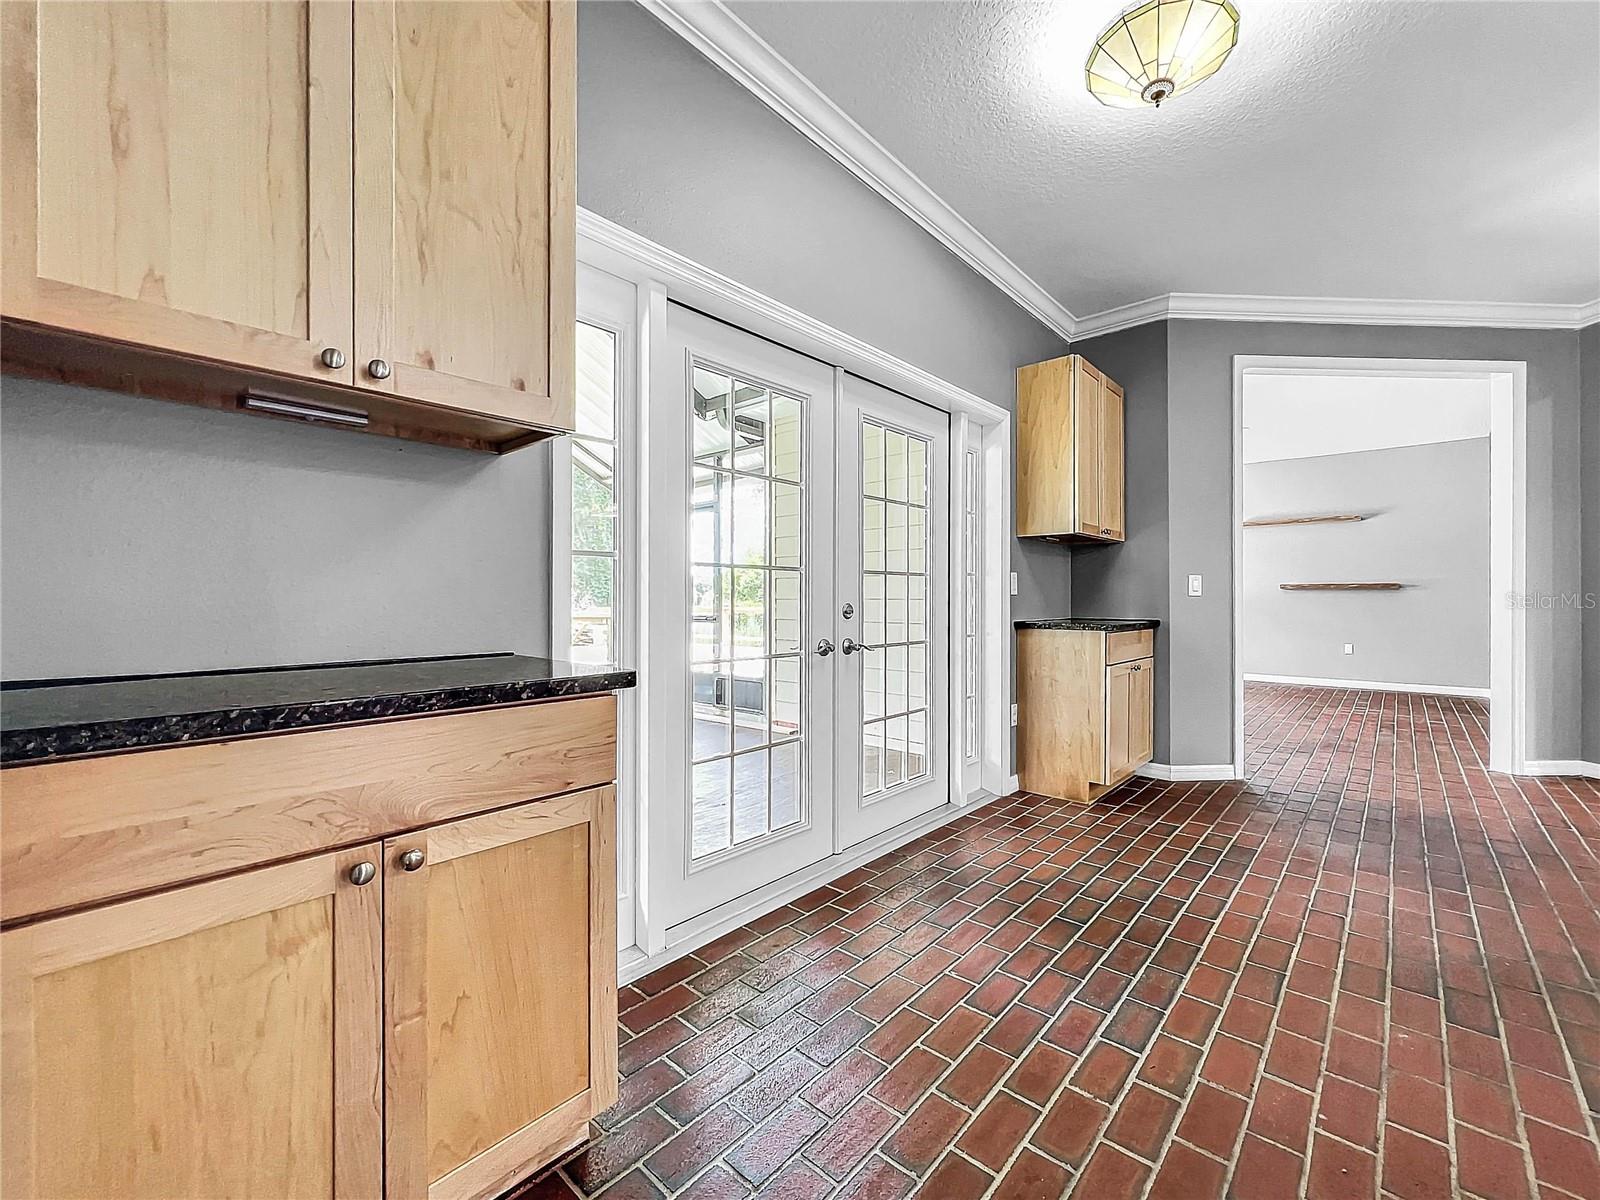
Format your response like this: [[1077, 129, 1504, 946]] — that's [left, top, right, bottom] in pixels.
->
[[690, 361, 807, 860], [860, 417, 933, 800], [568, 322, 619, 662]]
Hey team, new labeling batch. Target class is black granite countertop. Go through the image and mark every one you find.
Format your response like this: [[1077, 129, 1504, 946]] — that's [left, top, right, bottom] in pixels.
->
[[1014, 618, 1161, 632], [1, 653, 636, 765]]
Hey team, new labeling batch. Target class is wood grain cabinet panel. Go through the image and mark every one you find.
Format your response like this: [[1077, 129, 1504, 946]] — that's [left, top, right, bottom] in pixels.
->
[[1099, 377, 1126, 540], [1073, 358, 1105, 537], [1016, 353, 1126, 544], [1, 0, 354, 384], [355, 0, 575, 431], [385, 786, 617, 1200], [0, 845, 383, 1200]]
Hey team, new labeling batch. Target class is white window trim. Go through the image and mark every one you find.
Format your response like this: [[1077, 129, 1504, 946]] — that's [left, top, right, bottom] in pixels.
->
[[575, 207, 1016, 964]]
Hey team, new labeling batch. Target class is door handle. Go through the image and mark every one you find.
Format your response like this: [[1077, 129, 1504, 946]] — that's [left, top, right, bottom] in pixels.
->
[[815, 638, 835, 657], [842, 638, 878, 655]]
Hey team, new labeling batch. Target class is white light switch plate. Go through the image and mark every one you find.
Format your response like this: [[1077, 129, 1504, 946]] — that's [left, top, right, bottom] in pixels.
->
[[1187, 574, 1203, 597], [1010, 703, 1019, 727], [1343, 643, 1355, 655], [1009, 572, 1019, 596]]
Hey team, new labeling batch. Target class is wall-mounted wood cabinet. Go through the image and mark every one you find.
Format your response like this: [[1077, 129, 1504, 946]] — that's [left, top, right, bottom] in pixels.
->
[[1017, 354, 1126, 542], [0, 0, 573, 453], [1, 697, 618, 1200], [1017, 626, 1154, 803]]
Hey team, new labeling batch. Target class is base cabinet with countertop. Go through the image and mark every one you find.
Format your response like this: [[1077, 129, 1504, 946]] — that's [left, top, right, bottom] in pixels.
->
[[1016, 620, 1156, 803], [0, 655, 631, 1200]]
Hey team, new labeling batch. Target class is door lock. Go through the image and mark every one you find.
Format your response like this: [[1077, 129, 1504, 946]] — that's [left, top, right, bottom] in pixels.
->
[[841, 602, 855, 619]]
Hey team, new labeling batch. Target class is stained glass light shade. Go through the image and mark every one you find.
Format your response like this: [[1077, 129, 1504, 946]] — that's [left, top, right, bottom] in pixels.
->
[[1086, 0, 1240, 108]]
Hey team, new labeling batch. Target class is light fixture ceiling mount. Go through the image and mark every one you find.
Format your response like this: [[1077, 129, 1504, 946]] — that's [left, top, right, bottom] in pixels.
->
[[1086, 0, 1241, 109]]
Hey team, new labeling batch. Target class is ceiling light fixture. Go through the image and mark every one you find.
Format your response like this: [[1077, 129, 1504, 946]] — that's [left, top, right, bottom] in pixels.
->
[[1086, 0, 1240, 108]]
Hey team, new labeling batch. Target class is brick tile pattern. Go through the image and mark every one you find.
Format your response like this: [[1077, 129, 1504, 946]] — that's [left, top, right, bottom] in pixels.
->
[[509, 684, 1600, 1199]]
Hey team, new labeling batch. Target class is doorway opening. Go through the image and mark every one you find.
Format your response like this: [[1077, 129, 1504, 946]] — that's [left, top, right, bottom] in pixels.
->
[[1231, 357, 1527, 776]]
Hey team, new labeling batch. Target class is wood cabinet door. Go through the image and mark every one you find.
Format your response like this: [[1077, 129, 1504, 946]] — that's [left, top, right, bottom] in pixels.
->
[[1099, 377, 1126, 541], [1073, 357, 1104, 537], [354, 0, 576, 431], [385, 786, 617, 1200], [1129, 659, 1154, 769], [1103, 660, 1134, 783], [1016, 356, 1074, 536], [1, 1, 355, 385], [0, 844, 383, 1200]]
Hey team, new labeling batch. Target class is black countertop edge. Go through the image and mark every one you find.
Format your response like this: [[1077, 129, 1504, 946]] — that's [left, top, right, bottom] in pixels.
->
[[1, 653, 636, 766], [1014, 618, 1161, 632]]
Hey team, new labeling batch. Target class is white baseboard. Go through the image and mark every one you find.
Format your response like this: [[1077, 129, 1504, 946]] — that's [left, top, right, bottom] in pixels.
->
[[1523, 760, 1600, 779], [1136, 763, 1238, 782], [619, 788, 1012, 986], [1244, 673, 1490, 699]]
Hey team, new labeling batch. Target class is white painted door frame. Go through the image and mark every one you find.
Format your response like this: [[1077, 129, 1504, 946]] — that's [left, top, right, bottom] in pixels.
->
[[577, 208, 1016, 971], [1230, 355, 1528, 777]]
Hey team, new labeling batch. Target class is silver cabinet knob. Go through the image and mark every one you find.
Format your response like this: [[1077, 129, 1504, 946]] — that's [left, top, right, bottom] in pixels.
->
[[398, 848, 425, 872], [815, 638, 835, 658], [842, 638, 878, 655], [320, 347, 347, 370], [367, 358, 391, 380], [348, 861, 376, 886]]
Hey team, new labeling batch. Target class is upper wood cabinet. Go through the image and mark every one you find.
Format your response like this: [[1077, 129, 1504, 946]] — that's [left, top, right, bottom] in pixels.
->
[[1016, 353, 1126, 542], [1, 844, 384, 1200], [354, 1, 574, 430], [1, 1, 355, 386], [1, 0, 575, 451]]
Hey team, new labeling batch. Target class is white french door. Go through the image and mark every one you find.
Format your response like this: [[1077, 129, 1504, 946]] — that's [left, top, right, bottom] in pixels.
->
[[647, 305, 950, 932], [833, 376, 951, 850], [648, 305, 839, 929]]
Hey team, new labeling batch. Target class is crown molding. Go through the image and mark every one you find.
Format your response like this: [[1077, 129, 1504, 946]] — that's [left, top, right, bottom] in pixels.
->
[[577, 206, 1009, 424], [1073, 292, 1600, 340], [637, 0, 1598, 346], [638, 0, 1078, 341]]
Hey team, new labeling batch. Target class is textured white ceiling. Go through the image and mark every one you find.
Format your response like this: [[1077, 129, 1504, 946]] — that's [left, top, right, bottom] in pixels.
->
[[726, 0, 1600, 317]]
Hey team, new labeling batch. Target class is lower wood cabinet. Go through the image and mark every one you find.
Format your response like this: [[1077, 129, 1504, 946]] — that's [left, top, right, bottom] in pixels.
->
[[1, 784, 617, 1200], [2, 844, 384, 1199], [386, 787, 617, 1200], [1017, 627, 1155, 804], [1105, 658, 1155, 785]]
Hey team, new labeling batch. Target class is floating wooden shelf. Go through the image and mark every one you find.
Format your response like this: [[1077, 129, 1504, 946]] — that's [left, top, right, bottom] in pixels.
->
[[1280, 582, 1403, 591], [1244, 514, 1365, 527]]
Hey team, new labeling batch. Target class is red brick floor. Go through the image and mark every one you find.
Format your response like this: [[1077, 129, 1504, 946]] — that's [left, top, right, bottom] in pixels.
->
[[514, 684, 1600, 1199]]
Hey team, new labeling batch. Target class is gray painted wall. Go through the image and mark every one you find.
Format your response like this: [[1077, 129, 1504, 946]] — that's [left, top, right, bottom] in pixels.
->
[[1242, 440, 1489, 691], [577, 1, 1072, 620], [1157, 320, 1583, 767], [1584, 322, 1600, 762], [1069, 322, 1173, 758], [1, 1, 1070, 700], [0, 381, 552, 678]]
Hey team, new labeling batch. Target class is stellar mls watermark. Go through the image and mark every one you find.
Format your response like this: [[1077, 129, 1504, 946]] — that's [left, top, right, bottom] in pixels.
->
[[1505, 591, 1598, 610]]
